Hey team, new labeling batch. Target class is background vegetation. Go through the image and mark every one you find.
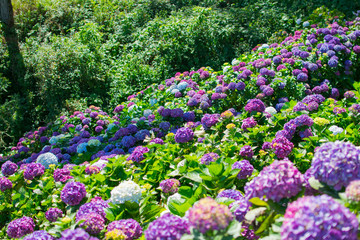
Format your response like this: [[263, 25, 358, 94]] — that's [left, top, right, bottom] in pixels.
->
[[0, 0, 359, 149]]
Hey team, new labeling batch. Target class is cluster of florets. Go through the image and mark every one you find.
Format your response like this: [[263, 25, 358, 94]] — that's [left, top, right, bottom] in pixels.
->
[[346, 180, 360, 202], [239, 145, 254, 159], [241, 117, 257, 131], [200, 152, 219, 165], [61, 181, 87, 206], [107, 219, 142, 240], [59, 228, 97, 240], [159, 179, 181, 194], [245, 160, 304, 202], [232, 160, 254, 179], [45, 208, 63, 222], [271, 136, 294, 159], [7, 216, 35, 239], [0, 177, 12, 192], [201, 114, 219, 129], [307, 141, 360, 190], [281, 195, 358, 240], [76, 198, 109, 221], [216, 189, 243, 201], [186, 198, 233, 234], [174, 127, 194, 143], [230, 198, 251, 223], [110, 180, 142, 204], [244, 99, 266, 113], [24, 230, 54, 240], [145, 213, 190, 240], [53, 168, 73, 182], [1, 160, 18, 176], [127, 146, 149, 163], [23, 163, 45, 180], [78, 212, 105, 235]]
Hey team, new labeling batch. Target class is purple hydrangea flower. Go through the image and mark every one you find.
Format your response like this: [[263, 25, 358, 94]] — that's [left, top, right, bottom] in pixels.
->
[[170, 108, 184, 118], [230, 198, 251, 223], [24, 230, 54, 240], [7, 216, 35, 239], [59, 228, 93, 240], [150, 138, 164, 145], [216, 189, 243, 201], [23, 163, 45, 180], [281, 195, 358, 240], [307, 141, 360, 190], [78, 213, 105, 235], [1, 161, 18, 176], [244, 99, 265, 113], [239, 145, 254, 159], [61, 182, 87, 206], [245, 159, 304, 202], [134, 129, 150, 141], [241, 224, 259, 240], [183, 111, 195, 122], [121, 136, 136, 149], [232, 160, 254, 179], [160, 179, 181, 194], [0, 177, 12, 192], [241, 117, 257, 131], [201, 114, 219, 129], [107, 219, 142, 240], [174, 127, 194, 143], [271, 137, 294, 159], [76, 198, 109, 221], [127, 146, 149, 163], [54, 168, 73, 183], [200, 152, 219, 165], [45, 208, 63, 222], [186, 198, 233, 234], [85, 166, 100, 175], [145, 213, 189, 240]]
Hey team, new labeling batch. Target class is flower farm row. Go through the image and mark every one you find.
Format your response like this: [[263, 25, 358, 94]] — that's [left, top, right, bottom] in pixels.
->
[[1, 14, 360, 240]]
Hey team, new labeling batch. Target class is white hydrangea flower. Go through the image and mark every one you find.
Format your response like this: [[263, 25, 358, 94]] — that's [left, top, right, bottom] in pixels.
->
[[296, 18, 302, 24], [223, 66, 231, 73], [36, 152, 58, 169], [88, 139, 101, 147], [177, 82, 188, 91], [265, 107, 277, 116], [110, 180, 142, 204], [49, 134, 65, 145], [92, 159, 108, 170], [150, 98, 158, 106], [303, 21, 310, 27], [231, 59, 240, 66], [329, 125, 344, 135], [171, 89, 180, 94], [143, 109, 152, 117]]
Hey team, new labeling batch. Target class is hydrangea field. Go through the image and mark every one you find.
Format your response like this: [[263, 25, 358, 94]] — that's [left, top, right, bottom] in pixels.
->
[[1, 12, 360, 240]]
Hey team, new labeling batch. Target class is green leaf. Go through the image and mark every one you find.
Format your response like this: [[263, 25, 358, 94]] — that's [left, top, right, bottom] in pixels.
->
[[249, 197, 269, 207], [255, 211, 276, 234]]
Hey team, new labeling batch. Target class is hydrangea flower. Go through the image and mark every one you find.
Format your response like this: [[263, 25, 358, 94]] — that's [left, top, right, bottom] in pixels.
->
[[61, 182, 87, 206], [307, 141, 360, 190], [216, 189, 243, 201], [24, 230, 54, 240], [271, 136, 294, 159], [329, 125, 344, 135], [107, 219, 142, 240], [241, 117, 257, 131], [59, 228, 95, 240], [232, 160, 254, 179], [54, 168, 73, 182], [77, 143, 88, 154], [1, 160, 18, 176], [160, 179, 181, 194], [174, 127, 194, 143], [200, 152, 219, 165], [245, 159, 304, 202], [110, 180, 142, 204], [346, 180, 360, 201], [36, 152, 58, 169], [201, 114, 219, 128], [45, 208, 63, 222], [230, 198, 251, 223], [7, 216, 35, 239], [281, 195, 358, 240], [78, 213, 105, 235], [186, 198, 233, 234], [239, 145, 254, 159], [127, 146, 149, 163], [244, 99, 265, 112], [76, 198, 109, 221], [24, 163, 45, 180], [145, 213, 190, 240], [0, 177, 12, 192], [88, 139, 101, 147]]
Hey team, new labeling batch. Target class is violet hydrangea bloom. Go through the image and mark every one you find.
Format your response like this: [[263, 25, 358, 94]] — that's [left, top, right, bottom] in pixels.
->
[[230, 198, 251, 223], [200, 152, 219, 165], [216, 189, 243, 201], [76, 198, 109, 221], [107, 219, 142, 240], [245, 159, 304, 202], [281, 195, 358, 240], [160, 179, 181, 194], [241, 117, 257, 131], [59, 228, 94, 240], [7, 216, 35, 239], [201, 114, 219, 129], [307, 141, 360, 190], [244, 99, 265, 113], [127, 146, 149, 163], [145, 213, 190, 240], [186, 198, 233, 234], [24, 230, 54, 240], [53, 168, 73, 183], [45, 208, 63, 222], [232, 160, 254, 179], [239, 145, 254, 159], [174, 127, 194, 143], [61, 182, 87, 206], [24, 163, 45, 180], [271, 136, 294, 159], [1, 160, 18, 176], [150, 138, 164, 145], [78, 213, 105, 235], [0, 177, 12, 192]]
